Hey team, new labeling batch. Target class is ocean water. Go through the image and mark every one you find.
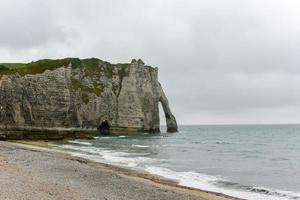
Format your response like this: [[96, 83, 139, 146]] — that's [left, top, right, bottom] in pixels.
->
[[51, 125, 300, 200]]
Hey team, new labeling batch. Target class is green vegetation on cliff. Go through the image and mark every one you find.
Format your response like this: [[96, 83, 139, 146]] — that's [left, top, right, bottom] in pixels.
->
[[0, 58, 81, 76], [0, 57, 152, 77], [0, 58, 155, 98], [0, 65, 10, 73], [71, 78, 103, 97]]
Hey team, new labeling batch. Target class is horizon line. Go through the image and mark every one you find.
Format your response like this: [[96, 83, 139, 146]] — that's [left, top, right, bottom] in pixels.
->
[[160, 123, 300, 126]]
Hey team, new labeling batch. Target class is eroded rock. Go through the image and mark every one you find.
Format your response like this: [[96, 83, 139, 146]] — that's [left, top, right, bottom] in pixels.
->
[[0, 58, 178, 139]]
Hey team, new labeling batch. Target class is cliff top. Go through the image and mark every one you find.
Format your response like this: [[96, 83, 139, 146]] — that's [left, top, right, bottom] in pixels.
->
[[0, 58, 155, 78]]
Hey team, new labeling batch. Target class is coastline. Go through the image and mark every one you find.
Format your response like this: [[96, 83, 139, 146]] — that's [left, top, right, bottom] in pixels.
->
[[0, 126, 159, 140], [0, 141, 239, 200]]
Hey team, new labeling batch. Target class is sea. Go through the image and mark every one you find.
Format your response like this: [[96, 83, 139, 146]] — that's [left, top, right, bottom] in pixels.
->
[[50, 125, 300, 200]]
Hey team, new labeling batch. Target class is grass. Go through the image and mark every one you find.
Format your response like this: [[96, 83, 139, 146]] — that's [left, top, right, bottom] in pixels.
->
[[0, 57, 155, 97], [0, 58, 82, 77], [0, 63, 26, 69], [71, 78, 103, 97], [0, 58, 155, 77], [0, 65, 10, 72], [81, 93, 90, 104]]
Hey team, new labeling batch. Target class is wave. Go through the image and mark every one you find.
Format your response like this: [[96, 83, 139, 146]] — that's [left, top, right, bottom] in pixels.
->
[[55, 144, 160, 168], [68, 140, 92, 146], [193, 140, 234, 145], [51, 143, 300, 200], [145, 166, 300, 200], [94, 136, 128, 139], [94, 136, 114, 139], [131, 144, 150, 148]]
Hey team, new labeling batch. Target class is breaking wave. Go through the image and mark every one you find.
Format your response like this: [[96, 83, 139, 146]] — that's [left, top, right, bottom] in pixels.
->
[[68, 140, 92, 146], [145, 166, 300, 200]]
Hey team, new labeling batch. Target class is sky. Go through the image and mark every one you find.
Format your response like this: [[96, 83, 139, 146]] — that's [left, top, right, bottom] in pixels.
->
[[1, 0, 300, 125]]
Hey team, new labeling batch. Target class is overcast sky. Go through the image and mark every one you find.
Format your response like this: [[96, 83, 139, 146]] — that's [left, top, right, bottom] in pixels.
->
[[1, 0, 300, 125]]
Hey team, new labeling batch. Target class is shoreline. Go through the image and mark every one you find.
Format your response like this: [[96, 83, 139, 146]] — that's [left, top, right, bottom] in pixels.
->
[[0, 126, 152, 140], [0, 140, 240, 200]]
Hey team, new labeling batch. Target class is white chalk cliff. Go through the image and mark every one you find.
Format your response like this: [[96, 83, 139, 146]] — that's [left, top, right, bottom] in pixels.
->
[[0, 58, 177, 139]]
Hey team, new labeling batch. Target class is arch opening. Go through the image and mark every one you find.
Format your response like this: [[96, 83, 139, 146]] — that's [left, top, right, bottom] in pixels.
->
[[158, 96, 178, 133], [159, 102, 167, 133]]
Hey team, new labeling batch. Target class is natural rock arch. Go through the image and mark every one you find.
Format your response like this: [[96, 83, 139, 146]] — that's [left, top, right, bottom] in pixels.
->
[[158, 83, 178, 133]]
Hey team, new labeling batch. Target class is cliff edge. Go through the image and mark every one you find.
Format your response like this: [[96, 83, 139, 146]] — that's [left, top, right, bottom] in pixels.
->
[[0, 58, 177, 139]]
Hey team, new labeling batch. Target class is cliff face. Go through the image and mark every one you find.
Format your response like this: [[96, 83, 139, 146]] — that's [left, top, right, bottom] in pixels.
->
[[0, 58, 177, 138]]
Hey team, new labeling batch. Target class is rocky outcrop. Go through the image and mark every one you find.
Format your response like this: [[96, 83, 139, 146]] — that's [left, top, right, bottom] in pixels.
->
[[158, 83, 178, 133], [0, 58, 177, 139]]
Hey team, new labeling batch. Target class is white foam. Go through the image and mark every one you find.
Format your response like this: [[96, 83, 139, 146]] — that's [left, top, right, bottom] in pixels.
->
[[145, 166, 300, 200], [119, 136, 127, 138], [101, 154, 155, 167], [57, 144, 160, 168], [52, 143, 300, 200], [68, 141, 92, 146], [132, 144, 150, 148], [95, 136, 114, 139]]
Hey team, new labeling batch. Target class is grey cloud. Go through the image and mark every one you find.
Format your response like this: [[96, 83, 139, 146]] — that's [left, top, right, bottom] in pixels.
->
[[1, 0, 300, 124], [0, 1, 71, 50]]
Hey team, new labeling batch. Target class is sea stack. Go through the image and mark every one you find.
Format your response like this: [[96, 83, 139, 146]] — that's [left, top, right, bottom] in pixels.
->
[[0, 58, 177, 139]]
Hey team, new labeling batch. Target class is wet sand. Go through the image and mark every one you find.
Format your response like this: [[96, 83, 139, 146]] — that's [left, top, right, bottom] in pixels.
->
[[0, 141, 239, 200]]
